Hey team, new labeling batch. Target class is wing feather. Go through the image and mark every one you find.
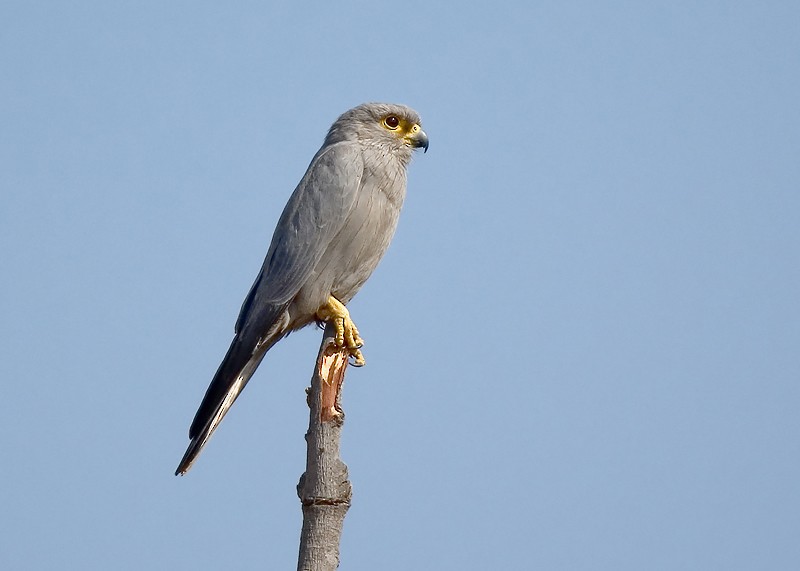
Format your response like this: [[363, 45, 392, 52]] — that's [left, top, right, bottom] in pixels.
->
[[235, 143, 363, 332]]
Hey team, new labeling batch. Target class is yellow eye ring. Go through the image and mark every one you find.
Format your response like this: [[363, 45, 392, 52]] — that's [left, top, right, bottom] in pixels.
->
[[384, 116, 400, 130]]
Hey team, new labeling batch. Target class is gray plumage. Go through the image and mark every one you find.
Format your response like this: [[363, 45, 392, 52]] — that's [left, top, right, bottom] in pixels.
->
[[176, 103, 428, 475]]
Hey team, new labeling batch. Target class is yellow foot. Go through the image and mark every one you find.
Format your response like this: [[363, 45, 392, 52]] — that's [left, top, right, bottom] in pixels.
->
[[316, 296, 366, 366]]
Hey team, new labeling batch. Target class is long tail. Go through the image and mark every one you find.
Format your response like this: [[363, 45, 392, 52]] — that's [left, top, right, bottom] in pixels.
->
[[175, 319, 286, 475]]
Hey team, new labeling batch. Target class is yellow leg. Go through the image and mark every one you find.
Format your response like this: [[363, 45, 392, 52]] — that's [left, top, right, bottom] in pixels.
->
[[316, 296, 366, 366]]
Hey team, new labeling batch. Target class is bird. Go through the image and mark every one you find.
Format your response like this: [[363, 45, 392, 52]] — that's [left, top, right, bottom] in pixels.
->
[[175, 103, 428, 475]]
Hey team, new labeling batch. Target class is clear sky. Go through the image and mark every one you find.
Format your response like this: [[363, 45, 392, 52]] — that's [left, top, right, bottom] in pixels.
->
[[2, 2, 799, 569]]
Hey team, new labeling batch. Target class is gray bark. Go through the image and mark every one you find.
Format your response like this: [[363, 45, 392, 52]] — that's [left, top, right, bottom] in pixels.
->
[[296, 323, 353, 571]]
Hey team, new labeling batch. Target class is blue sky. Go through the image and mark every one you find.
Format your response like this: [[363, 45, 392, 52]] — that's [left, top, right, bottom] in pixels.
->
[[2, 2, 799, 569]]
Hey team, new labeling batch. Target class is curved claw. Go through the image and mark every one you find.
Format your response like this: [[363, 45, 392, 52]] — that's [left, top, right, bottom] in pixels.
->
[[349, 349, 366, 367], [317, 296, 367, 366]]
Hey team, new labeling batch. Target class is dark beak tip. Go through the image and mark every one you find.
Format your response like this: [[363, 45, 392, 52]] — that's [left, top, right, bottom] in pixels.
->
[[417, 132, 430, 153], [408, 129, 429, 153]]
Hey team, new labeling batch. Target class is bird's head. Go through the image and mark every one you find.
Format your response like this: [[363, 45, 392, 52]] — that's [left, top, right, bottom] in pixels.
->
[[325, 103, 428, 156]]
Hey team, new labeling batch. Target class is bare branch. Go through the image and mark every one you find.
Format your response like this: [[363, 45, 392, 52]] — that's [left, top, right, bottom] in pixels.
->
[[296, 323, 352, 571]]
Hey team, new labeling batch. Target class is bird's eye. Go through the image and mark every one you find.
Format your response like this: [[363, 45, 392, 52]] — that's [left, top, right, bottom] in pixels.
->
[[384, 116, 400, 130]]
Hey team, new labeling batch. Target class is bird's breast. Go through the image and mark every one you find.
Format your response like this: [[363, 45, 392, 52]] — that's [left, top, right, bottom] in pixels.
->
[[329, 165, 406, 302], [306, 161, 406, 309]]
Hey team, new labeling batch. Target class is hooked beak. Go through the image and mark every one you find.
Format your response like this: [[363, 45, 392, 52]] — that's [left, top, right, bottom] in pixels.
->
[[407, 128, 429, 153]]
